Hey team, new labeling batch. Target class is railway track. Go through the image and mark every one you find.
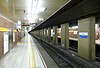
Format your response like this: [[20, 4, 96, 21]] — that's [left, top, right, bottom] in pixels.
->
[[33, 36, 99, 68], [39, 41, 75, 68], [58, 38, 100, 57], [69, 40, 100, 61]]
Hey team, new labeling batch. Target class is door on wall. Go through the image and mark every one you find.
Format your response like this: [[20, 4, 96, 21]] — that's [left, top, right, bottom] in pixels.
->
[[9, 30, 13, 50], [4, 32, 9, 54]]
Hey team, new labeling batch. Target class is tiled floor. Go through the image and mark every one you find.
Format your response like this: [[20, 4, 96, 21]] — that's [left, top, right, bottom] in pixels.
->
[[0, 34, 45, 68]]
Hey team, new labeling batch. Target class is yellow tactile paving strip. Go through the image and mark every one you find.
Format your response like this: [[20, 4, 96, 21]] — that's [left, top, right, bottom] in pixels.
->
[[29, 39, 36, 68]]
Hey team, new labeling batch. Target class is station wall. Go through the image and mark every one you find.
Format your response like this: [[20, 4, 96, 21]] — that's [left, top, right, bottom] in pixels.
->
[[0, 15, 19, 59]]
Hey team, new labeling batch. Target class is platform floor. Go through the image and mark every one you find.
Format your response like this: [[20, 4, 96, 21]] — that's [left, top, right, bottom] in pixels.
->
[[0, 34, 58, 68]]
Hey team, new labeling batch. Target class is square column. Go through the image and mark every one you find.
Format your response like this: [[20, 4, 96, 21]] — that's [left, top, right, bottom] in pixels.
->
[[39, 30, 40, 37], [9, 29, 14, 49], [39, 30, 42, 38], [43, 29, 45, 39], [44, 29, 47, 40], [38, 30, 41, 37], [53, 26, 58, 44], [40, 30, 42, 38], [61, 23, 69, 48], [42, 29, 44, 39], [78, 17, 95, 60], [48, 28, 51, 42]]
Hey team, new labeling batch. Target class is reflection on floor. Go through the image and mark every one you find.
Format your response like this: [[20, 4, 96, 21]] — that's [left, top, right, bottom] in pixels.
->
[[0, 34, 45, 68]]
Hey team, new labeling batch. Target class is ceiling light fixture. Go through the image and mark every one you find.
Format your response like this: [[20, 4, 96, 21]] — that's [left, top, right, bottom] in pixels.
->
[[36, 7, 46, 13], [24, 17, 27, 20], [34, 15, 38, 20], [72, 26, 78, 29], [27, 0, 38, 23], [39, 7, 46, 12], [39, 18, 44, 21], [27, 0, 46, 23], [17, 20, 21, 29]]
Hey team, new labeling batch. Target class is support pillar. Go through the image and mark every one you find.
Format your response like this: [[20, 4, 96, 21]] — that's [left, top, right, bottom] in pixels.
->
[[42, 29, 44, 39], [61, 23, 69, 48], [38, 30, 40, 37], [43, 29, 45, 39], [48, 27, 51, 42], [9, 29, 13, 50], [40, 30, 42, 38], [39, 30, 41, 38], [78, 17, 95, 60], [53, 26, 58, 44], [44, 29, 47, 40]]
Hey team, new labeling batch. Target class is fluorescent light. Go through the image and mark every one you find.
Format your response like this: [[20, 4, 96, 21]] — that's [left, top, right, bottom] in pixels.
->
[[17, 21, 21, 29], [39, 18, 44, 21], [72, 26, 78, 29], [38, 7, 46, 12], [40, 7, 46, 12], [18, 20, 21, 24], [27, 0, 32, 14], [27, 0, 38, 23], [35, 7, 46, 14], [31, 0, 38, 17], [35, 1, 46, 14], [24, 17, 27, 20], [27, 0, 46, 23]]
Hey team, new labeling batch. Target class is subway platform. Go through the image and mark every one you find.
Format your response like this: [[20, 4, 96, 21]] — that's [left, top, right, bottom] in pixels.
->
[[0, 34, 59, 68]]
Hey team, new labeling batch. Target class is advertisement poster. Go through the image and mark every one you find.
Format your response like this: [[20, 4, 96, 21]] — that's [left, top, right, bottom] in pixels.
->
[[4, 32, 9, 54]]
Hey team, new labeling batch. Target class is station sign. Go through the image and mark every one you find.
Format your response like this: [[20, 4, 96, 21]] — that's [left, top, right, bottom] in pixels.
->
[[79, 32, 88, 38]]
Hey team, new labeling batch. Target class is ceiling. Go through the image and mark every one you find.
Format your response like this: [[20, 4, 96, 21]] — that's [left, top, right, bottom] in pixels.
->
[[31, 0, 100, 31], [0, 0, 70, 24]]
